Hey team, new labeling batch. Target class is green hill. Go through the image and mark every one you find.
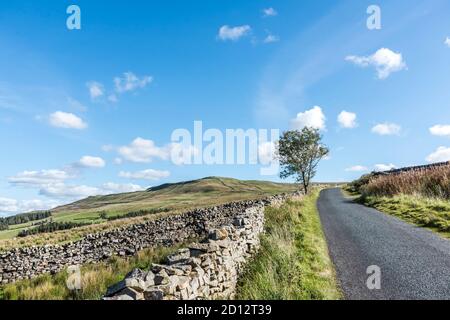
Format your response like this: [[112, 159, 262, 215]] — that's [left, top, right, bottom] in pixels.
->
[[0, 177, 297, 247], [53, 177, 296, 213]]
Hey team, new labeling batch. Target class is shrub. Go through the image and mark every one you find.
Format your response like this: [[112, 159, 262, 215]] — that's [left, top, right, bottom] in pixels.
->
[[360, 165, 450, 199]]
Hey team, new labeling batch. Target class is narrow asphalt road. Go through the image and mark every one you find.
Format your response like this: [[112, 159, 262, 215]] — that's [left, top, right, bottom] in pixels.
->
[[317, 188, 450, 300]]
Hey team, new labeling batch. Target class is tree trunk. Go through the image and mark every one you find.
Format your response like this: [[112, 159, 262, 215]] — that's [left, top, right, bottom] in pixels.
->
[[301, 171, 308, 195]]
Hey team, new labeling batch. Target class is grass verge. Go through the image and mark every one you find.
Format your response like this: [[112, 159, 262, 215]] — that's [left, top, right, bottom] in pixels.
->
[[358, 194, 450, 237], [0, 246, 179, 300], [236, 190, 342, 300]]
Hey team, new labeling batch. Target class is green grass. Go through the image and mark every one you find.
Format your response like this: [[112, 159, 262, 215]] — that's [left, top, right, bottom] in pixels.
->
[[358, 193, 450, 237], [0, 246, 180, 300], [236, 190, 342, 300]]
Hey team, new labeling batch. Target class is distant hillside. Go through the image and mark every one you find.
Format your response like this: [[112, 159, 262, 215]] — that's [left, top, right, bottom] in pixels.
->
[[53, 177, 296, 213], [0, 177, 297, 245]]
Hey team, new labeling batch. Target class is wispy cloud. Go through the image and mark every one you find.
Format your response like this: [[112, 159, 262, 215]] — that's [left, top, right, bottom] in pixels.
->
[[263, 8, 278, 17], [264, 34, 280, 44], [49, 111, 87, 130], [345, 165, 368, 172], [86, 81, 104, 99], [0, 198, 61, 216], [114, 72, 153, 94], [374, 163, 397, 171], [346, 48, 407, 79], [39, 182, 144, 199], [372, 122, 401, 136], [9, 169, 73, 187], [445, 37, 450, 47], [218, 25, 251, 41], [119, 169, 170, 181]]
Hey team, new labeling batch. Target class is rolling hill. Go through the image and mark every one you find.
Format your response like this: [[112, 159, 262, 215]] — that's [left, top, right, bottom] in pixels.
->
[[0, 177, 297, 247]]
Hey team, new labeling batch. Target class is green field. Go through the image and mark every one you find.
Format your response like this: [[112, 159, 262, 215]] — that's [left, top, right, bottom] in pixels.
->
[[0, 177, 297, 250]]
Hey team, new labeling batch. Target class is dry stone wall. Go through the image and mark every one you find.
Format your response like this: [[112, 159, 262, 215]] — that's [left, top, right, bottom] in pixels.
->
[[103, 193, 294, 300], [0, 194, 292, 285]]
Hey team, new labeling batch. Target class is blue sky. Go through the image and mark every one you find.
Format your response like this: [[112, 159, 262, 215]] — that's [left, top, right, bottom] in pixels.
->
[[1, 0, 450, 215]]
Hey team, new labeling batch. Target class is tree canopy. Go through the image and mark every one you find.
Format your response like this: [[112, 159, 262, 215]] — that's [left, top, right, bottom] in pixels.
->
[[277, 127, 329, 194]]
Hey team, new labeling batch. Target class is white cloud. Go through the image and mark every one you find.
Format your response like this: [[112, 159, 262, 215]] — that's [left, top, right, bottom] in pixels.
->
[[87, 81, 104, 99], [445, 37, 450, 47], [76, 156, 106, 168], [119, 169, 170, 181], [345, 165, 368, 172], [218, 25, 251, 41], [374, 164, 397, 172], [116, 138, 199, 165], [0, 198, 60, 215], [258, 141, 276, 165], [100, 183, 145, 194], [263, 8, 278, 17], [9, 169, 72, 187], [264, 34, 280, 44], [372, 123, 401, 136], [40, 183, 101, 199], [0, 198, 19, 214], [426, 146, 450, 163], [346, 48, 407, 79], [430, 125, 450, 138], [40, 182, 145, 199], [118, 137, 169, 163], [49, 111, 87, 130], [338, 111, 357, 129], [290, 106, 326, 131], [114, 72, 153, 94]]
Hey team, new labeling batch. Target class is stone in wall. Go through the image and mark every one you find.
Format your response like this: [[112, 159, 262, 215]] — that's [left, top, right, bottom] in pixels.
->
[[104, 193, 296, 300]]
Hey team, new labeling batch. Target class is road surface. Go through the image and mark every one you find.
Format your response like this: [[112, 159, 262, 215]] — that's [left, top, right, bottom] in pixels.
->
[[317, 188, 450, 300]]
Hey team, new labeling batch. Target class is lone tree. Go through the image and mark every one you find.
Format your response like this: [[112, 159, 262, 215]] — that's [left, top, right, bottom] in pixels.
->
[[277, 127, 329, 194]]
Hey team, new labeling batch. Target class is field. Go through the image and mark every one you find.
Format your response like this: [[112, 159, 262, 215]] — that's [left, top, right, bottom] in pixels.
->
[[347, 164, 450, 237], [236, 189, 341, 300], [0, 177, 297, 251]]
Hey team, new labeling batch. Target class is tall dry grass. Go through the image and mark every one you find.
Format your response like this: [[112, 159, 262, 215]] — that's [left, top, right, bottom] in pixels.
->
[[361, 165, 450, 199], [0, 246, 180, 300]]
